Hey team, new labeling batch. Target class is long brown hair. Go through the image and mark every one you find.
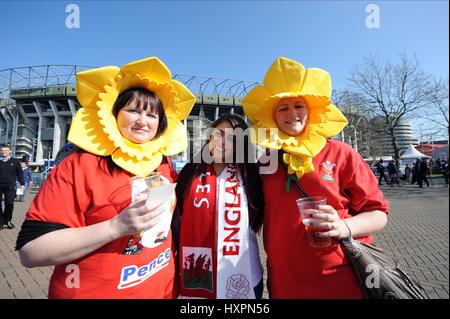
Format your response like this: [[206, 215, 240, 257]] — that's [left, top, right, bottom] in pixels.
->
[[175, 113, 264, 233]]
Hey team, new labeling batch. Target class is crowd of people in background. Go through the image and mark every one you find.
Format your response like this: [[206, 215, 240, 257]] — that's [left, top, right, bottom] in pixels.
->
[[374, 157, 449, 188]]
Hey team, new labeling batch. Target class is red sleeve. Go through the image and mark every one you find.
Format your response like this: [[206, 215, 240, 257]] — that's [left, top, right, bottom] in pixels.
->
[[26, 152, 92, 228], [159, 156, 178, 182], [341, 146, 389, 215]]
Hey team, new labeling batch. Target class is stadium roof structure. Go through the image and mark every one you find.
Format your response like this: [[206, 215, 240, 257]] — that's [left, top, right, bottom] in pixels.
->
[[0, 64, 259, 101]]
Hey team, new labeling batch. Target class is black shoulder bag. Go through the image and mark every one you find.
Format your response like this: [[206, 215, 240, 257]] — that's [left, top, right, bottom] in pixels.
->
[[282, 160, 428, 299]]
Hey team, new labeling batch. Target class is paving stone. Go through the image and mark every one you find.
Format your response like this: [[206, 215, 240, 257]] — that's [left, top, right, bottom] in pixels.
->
[[1, 184, 448, 299]]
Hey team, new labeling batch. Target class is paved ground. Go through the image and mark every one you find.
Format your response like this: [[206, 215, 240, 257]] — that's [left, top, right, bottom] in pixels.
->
[[374, 181, 449, 299], [1, 178, 448, 299]]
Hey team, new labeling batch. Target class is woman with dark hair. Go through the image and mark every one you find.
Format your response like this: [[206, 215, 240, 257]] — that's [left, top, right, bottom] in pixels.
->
[[16, 57, 196, 298], [175, 113, 265, 299]]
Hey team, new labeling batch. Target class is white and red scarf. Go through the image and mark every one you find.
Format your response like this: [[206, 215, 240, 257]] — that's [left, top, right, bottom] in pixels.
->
[[180, 164, 255, 299]]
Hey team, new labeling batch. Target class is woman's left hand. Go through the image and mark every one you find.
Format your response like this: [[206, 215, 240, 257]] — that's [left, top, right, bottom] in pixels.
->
[[302, 205, 351, 239]]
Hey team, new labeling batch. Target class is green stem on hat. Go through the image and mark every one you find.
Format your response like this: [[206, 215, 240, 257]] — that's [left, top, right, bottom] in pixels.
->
[[285, 173, 298, 192]]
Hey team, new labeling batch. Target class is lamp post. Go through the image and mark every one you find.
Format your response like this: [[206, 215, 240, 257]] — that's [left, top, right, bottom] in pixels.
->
[[430, 134, 434, 158], [419, 124, 424, 144]]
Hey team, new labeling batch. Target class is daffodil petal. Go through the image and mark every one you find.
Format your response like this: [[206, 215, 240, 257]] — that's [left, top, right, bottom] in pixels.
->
[[112, 148, 163, 177], [301, 134, 327, 157], [304, 161, 314, 174], [300, 68, 332, 98], [282, 145, 313, 157], [242, 85, 273, 124], [96, 82, 119, 111], [276, 130, 300, 147], [287, 167, 295, 175], [283, 153, 290, 165], [76, 66, 120, 109], [68, 108, 117, 156], [118, 72, 154, 94], [289, 155, 304, 170], [259, 136, 282, 149], [121, 57, 171, 84], [169, 79, 196, 120], [317, 104, 348, 138], [295, 169, 304, 179], [97, 108, 126, 149], [161, 118, 188, 156], [263, 57, 305, 95], [302, 96, 330, 112], [251, 127, 277, 149], [121, 135, 164, 160]]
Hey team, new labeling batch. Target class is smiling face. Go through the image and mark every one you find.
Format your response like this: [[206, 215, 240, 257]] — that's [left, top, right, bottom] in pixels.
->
[[274, 97, 309, 137], [114, 88, 167, 144], [0, 147, 11, 158], [117, 99, 160, 144], [208, 120, 235, 163]]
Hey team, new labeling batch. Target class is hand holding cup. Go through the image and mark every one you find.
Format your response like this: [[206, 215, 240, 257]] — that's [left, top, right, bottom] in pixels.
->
[[298, 197, 351, 246]]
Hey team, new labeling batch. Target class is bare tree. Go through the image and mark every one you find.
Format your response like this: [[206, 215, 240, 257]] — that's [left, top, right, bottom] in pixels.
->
[[421, 79, 449, 141], [332, 90, 376, 157], [347, 53, 437, 164]]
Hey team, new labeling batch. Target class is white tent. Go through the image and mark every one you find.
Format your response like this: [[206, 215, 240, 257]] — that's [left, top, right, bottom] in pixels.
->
[[400, 144, 431, 159]]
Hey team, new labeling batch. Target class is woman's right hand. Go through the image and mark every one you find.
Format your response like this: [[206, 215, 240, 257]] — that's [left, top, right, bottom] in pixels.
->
[[19, 197, 164, 268], [110, 197, 164, 238]]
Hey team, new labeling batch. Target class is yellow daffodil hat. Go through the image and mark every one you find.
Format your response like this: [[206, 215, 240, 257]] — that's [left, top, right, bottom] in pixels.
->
[[68, 56, 196, 176], [242, 57, 348, 179]]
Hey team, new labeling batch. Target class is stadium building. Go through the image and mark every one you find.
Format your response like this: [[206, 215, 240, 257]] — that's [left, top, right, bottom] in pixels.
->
[[371, 117, 420, 157], [0, 65, 257, 169]]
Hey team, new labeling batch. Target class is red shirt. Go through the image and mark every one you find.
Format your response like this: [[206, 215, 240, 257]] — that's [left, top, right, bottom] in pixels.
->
[[262, 140, 389, 298], [26, 152, 178, 299]]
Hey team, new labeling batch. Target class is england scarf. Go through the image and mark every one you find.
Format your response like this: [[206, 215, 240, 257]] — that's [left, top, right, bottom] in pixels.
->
[[180, 164, 255, 299]]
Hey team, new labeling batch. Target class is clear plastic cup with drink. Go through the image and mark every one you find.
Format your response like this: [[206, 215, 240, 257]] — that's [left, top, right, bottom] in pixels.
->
[[296, 196, 331, 248], [128, 173, 176, 248], [129, 173, 163, 202]]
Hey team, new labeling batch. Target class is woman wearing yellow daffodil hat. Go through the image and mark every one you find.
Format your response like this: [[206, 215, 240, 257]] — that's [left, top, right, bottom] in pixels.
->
[[242, 57, 389, 298], [16, 57, 195, 298]]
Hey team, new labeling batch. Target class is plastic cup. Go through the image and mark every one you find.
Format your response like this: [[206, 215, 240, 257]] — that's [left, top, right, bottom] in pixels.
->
[[129, 173, 163, 202], [128, 173, 176, 248], [296, 197, 331, 248]]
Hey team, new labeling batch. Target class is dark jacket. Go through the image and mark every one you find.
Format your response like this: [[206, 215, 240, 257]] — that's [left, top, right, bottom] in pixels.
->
[[376, 162, 385, 173], [418, 162, 428, 175], [0, 158, 25, 185], [387, 163, 398, 175]]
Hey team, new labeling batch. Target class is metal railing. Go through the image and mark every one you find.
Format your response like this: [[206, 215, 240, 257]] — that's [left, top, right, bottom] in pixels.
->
[[0, 65, 259, 100]]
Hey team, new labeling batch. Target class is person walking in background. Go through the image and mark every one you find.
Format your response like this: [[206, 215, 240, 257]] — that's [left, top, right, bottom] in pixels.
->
[[386, 161, 400, 187], [404, 164, 412, 183], [0, 144, 25, 229], [16, 161, 32, 202], [440, 159, 448, 188], [376, 159, 390, 185], [411, 159, 420, 184], [417, 158, 430, 188]]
